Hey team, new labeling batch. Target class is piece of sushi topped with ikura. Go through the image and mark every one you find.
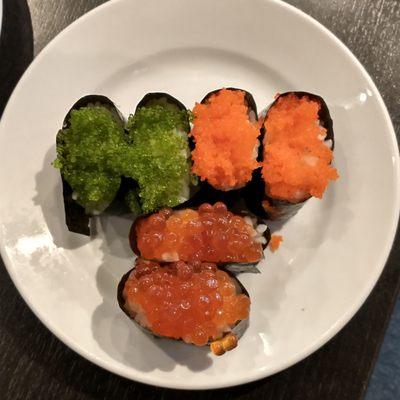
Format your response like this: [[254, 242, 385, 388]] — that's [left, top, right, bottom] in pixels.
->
[[118, 258, 250, 355], [262, 93, 338, 203], [190, 88, 261, 191], [130, 202, 270, 265]]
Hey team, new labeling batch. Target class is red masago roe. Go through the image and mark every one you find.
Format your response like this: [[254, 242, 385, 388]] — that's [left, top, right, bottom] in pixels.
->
[[132, 202, 266, 263], [122, 259, 250, 346]]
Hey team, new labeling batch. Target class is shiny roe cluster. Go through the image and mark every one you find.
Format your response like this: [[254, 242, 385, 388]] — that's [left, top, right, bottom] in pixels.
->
[[133, 202, 267, 263], [122, 258, 250, 346]]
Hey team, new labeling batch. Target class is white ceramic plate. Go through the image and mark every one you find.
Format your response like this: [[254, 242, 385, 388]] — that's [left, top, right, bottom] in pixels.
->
[[0, 0, 399, 390]]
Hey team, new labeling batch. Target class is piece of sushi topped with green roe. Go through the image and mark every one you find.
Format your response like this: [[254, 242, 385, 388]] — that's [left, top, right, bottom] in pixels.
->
[[124, 93, 195, 213], [54, 94, 195, 235], [54, 97, 127, 215]]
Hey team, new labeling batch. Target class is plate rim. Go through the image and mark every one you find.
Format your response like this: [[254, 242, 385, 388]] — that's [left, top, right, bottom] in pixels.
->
[[0, 0, 399, 390]]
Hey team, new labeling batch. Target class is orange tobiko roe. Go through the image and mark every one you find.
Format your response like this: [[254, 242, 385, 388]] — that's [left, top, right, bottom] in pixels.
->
[[134, 202, 265, 263], [262, 94, 339, 202], [269, 235, 283, 252], [123, 258, 250, 346], [190, 89, 260, 190]]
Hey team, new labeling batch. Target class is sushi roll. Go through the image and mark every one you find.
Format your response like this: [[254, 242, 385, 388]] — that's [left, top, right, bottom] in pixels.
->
[[123, 92, 197, 214], [118, 258, 250, 355], [54, 95, 126, 235], [129, 202, 270, 267], [189, 88, 260, 197], [246, 92, 338, 221]]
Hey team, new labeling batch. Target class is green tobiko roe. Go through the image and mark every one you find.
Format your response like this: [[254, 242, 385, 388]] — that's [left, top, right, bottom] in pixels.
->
[[54, 102, 192, 216], [54, 106, 128, 213], [125, 104, 191, 213]]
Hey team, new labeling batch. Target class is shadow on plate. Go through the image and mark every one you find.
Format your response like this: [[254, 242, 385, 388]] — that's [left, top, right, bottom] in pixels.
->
[[269, 136, 352, 252], [91, 215, 213, 373], [33, 145, 90, 250]]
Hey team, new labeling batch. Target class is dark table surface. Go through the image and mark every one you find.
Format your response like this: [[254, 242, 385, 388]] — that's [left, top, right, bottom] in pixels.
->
[[1, 0, 399, 399]]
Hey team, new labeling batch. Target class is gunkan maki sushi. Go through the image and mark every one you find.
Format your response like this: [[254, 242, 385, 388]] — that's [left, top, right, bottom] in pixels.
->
[[246, 92, 338, 221], [118, 258, 250, 355], [129, 202, 270, 265], [124, 93, 196, 214], [54, 95, 127, 235], [190, 88, 260, 192]]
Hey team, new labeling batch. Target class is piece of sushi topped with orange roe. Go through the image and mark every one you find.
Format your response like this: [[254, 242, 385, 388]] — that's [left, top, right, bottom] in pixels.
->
[[130, 202, 270, 265], [262, 92, 338, 204], [118, 258, 250, 355], [243, 91, 339, 221], [190, 88, 261, 191]]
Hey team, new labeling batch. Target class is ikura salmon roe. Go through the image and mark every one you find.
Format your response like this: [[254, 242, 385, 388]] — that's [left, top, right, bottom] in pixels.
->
[[132, 202, 266, 263], [123, 258, 250, 346], [269, 235, 283, 252], [262, 94, 338, 202]]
